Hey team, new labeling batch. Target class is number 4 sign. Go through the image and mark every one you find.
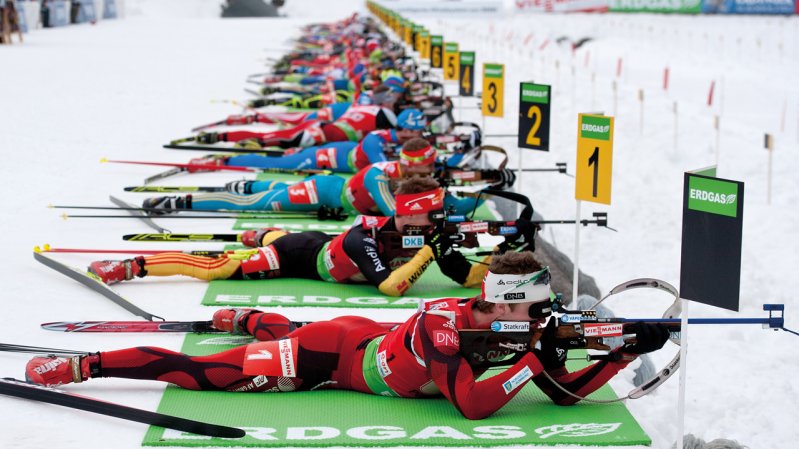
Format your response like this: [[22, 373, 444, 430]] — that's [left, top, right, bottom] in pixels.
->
[[518, 82, 551, 151], [575, 114, 614, 205]]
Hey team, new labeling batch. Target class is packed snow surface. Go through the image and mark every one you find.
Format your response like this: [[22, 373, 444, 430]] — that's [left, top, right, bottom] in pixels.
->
[[1, 1, 797, 448]]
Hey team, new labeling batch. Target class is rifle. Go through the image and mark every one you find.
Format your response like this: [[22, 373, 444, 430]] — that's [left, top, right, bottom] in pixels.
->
[[458, 278, 796, 400]]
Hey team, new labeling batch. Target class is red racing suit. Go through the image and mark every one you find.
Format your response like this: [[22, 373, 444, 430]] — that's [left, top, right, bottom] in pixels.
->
[[95, 297, 633, 420]]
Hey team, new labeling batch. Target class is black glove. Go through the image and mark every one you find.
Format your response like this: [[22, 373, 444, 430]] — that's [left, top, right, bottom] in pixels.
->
[[622, 322, 670, 355], [532, 318, 567, 371], [484, 168, 516, 189], [498, 217, 538, 253], [426, 229, 454, 260]]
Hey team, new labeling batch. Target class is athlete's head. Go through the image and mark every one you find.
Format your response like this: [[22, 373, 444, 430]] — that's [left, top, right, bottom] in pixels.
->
[[371, 84, 401, 110], [395, 108, 426, 141], [393, 177, 444, 232], [475, 251, 553, 323], [398, 137, 436, 177]]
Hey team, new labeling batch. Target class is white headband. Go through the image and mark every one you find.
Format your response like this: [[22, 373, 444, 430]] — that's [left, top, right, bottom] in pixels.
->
[[482, 267, 552, 304]]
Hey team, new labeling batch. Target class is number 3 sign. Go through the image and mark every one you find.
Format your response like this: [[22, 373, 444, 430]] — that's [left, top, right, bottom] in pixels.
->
[[575, 114, 614, 205], [481, 63, 504, 117], [518, 82, 551, 151]]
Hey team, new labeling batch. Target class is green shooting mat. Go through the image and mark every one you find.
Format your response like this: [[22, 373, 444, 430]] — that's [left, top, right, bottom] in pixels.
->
[[142, 334, 651, 447], [201, 257, 483, 309]]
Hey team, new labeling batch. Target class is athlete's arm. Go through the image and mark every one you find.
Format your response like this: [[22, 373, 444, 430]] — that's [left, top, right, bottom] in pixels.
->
[[420, 313, 545, 420], [341, 228, 435, 296], [362, 169, 396, 215], [531, 350, 633, 406], [443, 194, 484, 216], [360, 132, 390, 165], [436, 252, 491, 288]]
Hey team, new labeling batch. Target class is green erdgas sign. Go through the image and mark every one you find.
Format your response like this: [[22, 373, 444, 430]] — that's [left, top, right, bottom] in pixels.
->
[[609, 0, 701, 12], [580, 115, 611, 141], [521, 83, 549, 104], [688, 176, 738, 218], [460, 52, 475, 66]]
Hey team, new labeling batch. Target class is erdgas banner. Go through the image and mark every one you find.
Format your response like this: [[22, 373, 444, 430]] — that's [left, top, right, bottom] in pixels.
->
[[609, 0, 702, 13]]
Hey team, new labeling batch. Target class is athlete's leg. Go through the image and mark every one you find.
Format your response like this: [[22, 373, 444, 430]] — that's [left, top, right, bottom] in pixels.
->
[[96, 346, 303, 392], [190, 175, 344, 212]]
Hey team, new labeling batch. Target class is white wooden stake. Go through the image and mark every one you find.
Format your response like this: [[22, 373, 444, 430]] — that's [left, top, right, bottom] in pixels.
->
[[674, 101, 679, 153], [638, 89, 645, 135], [780, 98, 787, 133], [572, 200, 582, 302], [766, 134, 774, 205], [768, 147, 773, 205]]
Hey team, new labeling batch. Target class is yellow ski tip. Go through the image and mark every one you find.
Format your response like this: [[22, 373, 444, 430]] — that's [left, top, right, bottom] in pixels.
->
[[61, 213, 69, 221], [100, 157, 109, 163], [33, 246, 41, 253], [47, 203, 53, 208], [44, 243, 51, 251]]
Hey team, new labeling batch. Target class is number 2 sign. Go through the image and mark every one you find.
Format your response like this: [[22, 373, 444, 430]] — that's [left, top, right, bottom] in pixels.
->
[[518, 82, 551, 151], [575, 114, 614, 205]]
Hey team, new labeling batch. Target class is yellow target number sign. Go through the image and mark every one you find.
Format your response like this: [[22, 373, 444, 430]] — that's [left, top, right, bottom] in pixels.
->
[[430, 36, 443, 68], [481, 63, 504, 117], [419, 31, 430, 60], [443, 42, 459, 81], [575, 114, 615, 205]]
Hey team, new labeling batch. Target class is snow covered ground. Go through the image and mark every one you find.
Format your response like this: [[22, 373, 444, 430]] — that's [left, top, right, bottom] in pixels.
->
[[1, 1, 797, 448]]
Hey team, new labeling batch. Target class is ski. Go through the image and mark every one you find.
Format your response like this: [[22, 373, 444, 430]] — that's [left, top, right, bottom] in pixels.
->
[[36, 244, 226, 256], [32, 250, 164, 322], [41, 320, 223, 333], [125, 185, 227, 193], [145, 167, 185, 184], [163, 143, 285, 155], [123, 233, 241, 242], [106, 159, 255, 173], [0, 378, 245, 438], [109, 195, 170, 233], [57, 203, 349, 221]]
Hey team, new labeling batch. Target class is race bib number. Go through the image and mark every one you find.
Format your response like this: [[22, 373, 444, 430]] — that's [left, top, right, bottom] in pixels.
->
[[287, 180, 319, 204], [243, 338, 299, 377], [315, 147, 338, 169]]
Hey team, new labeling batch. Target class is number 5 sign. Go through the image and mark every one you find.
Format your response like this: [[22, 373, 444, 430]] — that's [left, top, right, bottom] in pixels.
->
[[481, 63, 504, 117], [575, 114, 614, 205], [518, 82, 551, 151], [443, 42, 459, 81]]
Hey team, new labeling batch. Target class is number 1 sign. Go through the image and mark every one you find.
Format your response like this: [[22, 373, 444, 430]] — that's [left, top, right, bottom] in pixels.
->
[[575, 114, 614, 205]]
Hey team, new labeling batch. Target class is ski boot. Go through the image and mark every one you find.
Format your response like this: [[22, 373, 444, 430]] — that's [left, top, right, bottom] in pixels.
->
[[212, 308, 257, 335], [88, 257, 146, 285], [196, 131, 223, 145], [239, 227, 287, 247], [142, 195, 191, 215], [25, 354, 100, 387], [224, 180, 255, 195]]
